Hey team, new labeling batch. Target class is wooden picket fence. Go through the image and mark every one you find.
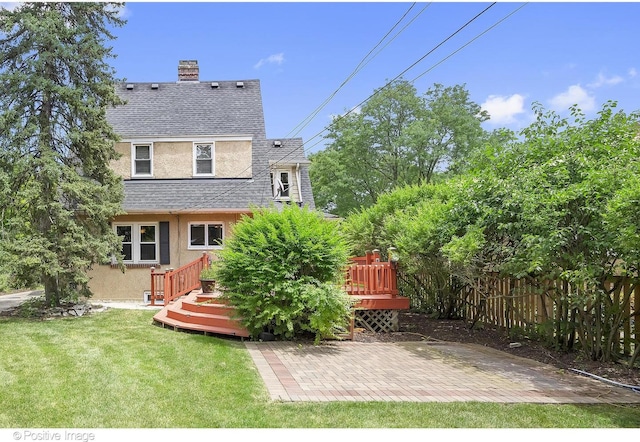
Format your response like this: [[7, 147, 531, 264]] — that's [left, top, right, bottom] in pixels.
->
[[400, 269, 640, 359]]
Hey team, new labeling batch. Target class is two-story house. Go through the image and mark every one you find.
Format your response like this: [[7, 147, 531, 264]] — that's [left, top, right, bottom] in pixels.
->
[[88, 60, 315, 301]]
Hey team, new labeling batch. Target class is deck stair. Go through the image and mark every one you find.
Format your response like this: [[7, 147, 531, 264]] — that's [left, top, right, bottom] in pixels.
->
[[153, 290, 250, 338], [151, 250, 410, 339]]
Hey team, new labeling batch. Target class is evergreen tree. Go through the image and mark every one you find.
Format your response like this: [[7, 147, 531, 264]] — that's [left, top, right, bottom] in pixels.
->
[[0, 3, 126, 305]]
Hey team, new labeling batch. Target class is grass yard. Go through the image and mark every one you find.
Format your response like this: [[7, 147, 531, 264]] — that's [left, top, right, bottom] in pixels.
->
[[0, 309, 639, 428]]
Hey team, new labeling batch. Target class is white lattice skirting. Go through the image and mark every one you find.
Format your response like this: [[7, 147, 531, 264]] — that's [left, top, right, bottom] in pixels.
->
[[354, 309, 399, 333]]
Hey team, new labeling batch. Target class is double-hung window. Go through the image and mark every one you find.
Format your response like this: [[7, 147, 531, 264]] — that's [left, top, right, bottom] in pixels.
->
[[115, 223, 159, 263], [194, 142, 214, 176], [271, 170, 291, 199], [132, 144, 153, 177], [188, 222, 224, 249]]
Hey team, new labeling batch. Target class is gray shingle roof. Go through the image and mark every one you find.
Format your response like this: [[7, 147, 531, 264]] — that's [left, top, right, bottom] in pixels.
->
[[107, 80, 266, 138], [108, 78, 315, 212]]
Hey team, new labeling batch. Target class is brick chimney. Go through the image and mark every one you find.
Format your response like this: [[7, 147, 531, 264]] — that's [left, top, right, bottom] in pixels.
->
[[178, 60, 199, 82]]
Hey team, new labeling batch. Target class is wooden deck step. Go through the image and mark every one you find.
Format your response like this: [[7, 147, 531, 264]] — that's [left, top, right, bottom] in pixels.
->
[[153, 307, 250, 338], [152, 291, 250, 338], [166, 307, 243, 329], [180, 298, 237, 316]]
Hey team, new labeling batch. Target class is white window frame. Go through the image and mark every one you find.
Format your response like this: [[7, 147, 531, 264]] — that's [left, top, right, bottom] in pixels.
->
[[131, 143, 154, 178], [271, 169, 291, 200], [188, 221, 224, 250], [193, 142, 215, 177], [114, 222, 159, 264]]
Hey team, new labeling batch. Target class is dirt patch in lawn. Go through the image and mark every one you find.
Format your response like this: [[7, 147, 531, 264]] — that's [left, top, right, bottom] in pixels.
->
[[352, 311, 640, 389]]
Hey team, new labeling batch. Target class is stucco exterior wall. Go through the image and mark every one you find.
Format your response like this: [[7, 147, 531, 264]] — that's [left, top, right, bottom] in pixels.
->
[[153, 141, 192, 178], [108, 140, 252, 180], [88, 212, 244, 301], [215, 140, 252, 178], [111, 142, 132, 179]]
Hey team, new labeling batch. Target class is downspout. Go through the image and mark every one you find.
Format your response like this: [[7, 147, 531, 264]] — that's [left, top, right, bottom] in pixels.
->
[[296, 163, 303, 204]]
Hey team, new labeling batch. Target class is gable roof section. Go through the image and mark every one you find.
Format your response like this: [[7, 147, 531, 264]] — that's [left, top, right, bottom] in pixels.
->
[[107, 80, 266, 138]]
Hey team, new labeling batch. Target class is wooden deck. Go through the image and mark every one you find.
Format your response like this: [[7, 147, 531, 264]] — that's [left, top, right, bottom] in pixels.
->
[[152, 250, 410, 339]]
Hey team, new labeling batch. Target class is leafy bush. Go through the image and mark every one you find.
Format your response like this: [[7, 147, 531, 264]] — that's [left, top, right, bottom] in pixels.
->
[[217, 204, 353, 342]]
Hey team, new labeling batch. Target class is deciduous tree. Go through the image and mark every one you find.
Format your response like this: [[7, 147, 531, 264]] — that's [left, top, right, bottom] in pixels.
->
[[309, 80, 488, 216]]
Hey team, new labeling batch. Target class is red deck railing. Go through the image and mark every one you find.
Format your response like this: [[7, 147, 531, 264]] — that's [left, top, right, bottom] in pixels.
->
[[150, 252, 210, 306], [344, 250, 398, 296]]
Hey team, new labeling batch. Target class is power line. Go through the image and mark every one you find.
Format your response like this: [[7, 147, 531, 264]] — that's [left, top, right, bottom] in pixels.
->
[[301, 3, 529, 155], [410, 3, 528, 84], [197, 2, 499, 210], [186, 4, 431, 210], [194, 2, 527, 210], [286, 2, 431, 140]]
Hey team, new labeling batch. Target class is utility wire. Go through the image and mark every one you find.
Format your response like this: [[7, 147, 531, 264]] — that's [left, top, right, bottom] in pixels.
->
[[196, 2, 499, 210], [194, 2, 525, 210], [267, 2, 500, 167], [286, 2, 431, 140], [187, 3, 431, 210], [302, 2, 528, 154]]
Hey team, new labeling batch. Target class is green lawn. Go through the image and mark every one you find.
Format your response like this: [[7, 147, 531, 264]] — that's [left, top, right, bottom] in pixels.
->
[[0, 309, 639, 428]]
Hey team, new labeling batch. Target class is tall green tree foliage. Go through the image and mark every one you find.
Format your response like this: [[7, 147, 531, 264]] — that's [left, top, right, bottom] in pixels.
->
[[309, 80, 488, 217], [342, 101, 640, 362], [0, 3, 126, 305]]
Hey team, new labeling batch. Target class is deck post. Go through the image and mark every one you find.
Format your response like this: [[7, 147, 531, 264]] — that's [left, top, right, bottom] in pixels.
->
[[150, 267, 156, 306], [164, 268, 174, 306]]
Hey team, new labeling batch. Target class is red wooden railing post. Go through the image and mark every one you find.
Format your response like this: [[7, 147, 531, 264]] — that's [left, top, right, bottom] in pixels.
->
[[150, 267, 156, 306], [164, 268, 173, 306]]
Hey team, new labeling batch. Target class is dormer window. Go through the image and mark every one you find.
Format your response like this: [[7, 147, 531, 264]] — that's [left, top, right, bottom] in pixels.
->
[[132, 144, 153, 177], [271, 170, 291, 199], [194, 142, 215, 176]]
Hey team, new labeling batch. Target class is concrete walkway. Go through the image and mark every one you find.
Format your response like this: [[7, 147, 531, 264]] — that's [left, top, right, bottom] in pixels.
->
[[246, 340, 640, 403], [0, 290, 44, 311]]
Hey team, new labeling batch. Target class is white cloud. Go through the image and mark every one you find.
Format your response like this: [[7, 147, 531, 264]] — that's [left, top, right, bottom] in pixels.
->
[[550, 84, 595, 112], [629, 68, 637, 78], [116, 4, 132, 19], [253, 53, 285, 70], [588, 72, 624, 88], [481, 94, 526, 125]]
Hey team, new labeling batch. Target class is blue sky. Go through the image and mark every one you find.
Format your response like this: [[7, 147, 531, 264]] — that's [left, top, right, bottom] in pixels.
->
[[7, 2, 640, 154]]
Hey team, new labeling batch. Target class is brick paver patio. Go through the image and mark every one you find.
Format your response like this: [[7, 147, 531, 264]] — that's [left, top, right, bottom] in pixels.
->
[[245, 340, 640, 403]]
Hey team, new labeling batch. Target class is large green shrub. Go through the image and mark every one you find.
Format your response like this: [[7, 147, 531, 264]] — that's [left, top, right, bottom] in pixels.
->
[[217, 204, 353, 342]]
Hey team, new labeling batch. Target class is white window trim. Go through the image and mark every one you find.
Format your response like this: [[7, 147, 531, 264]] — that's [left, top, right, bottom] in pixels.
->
[[272, 169, 291, 200], [131, 143, 154, 178], [114, 222, 159, 264], [188, 221, 224, 250], [192, 142, 215, 177]]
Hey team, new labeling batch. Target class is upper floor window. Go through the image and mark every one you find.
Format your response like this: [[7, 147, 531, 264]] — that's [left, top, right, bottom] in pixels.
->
[[271, 170, 290, 199], [188, 222, 224, 249], [194, 142, 215, 176], [133, 144, 153, 177]]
